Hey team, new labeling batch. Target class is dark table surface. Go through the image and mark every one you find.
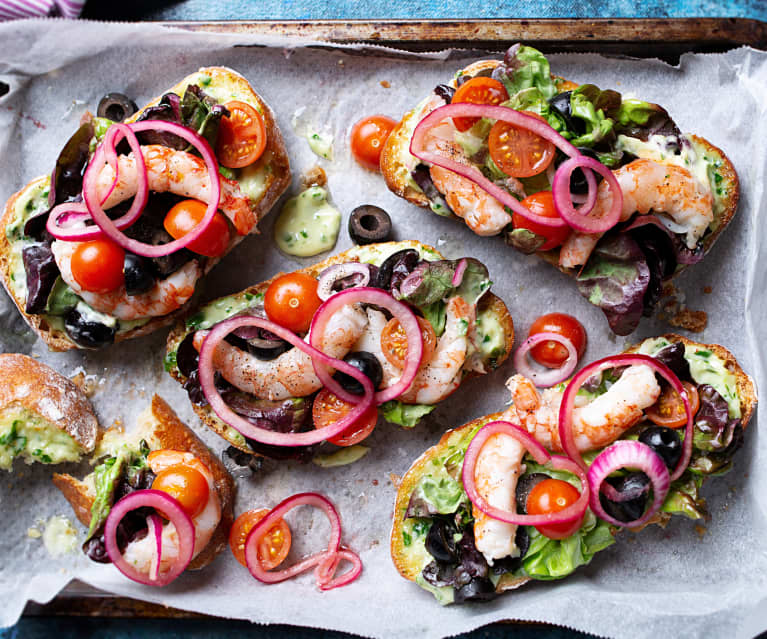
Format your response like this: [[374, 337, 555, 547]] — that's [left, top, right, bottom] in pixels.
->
[[3, 3, 766, 639]]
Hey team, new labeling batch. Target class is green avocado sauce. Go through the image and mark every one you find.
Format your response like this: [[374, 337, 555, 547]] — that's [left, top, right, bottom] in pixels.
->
[[274, 186, 341, 257]]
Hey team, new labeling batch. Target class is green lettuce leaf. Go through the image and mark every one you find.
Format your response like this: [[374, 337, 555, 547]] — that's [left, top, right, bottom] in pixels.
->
[[381, 401, 436, 428], [499, 45, 558, 100], [407, 473, 467, 516], [568, 85, 618, 148], [661, 474, 707, 520]]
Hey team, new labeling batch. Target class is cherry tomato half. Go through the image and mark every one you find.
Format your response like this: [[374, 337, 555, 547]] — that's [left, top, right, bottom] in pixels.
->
[[163, 199, 230, 257], [512, 191, 571, 252], [350, 115, 397, 172], [646, 381, 700, 428], [312, 388, 378, 446], [488, 111, 555, 178], [229, 509, 292, 570], [264, 272, 322, 334], [451, 77, 509, 132], [380, 316, 437, 370], [70, 238, 125, 293], [151, 464, 210, 518], [526, 478, 584, 539], [216, 100, 267, 169], [528, 312, 587, 369]]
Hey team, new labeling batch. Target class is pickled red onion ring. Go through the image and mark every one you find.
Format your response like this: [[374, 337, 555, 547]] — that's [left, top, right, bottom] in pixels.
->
[[47, 122, 148, 242], [80, 120, 220, 257], [587, 439, 671, 528], [309, 287, 423, 405], [103, 489, 194, 587], [451, 258, 468, 286], [146, 513, 163, 582], [198, 315, 374, 446], [316, 263, 371, 301], [557, 354, 693, 483], [462, 420, 589, 526], [552, 155, 622, 234], [513, 331, 578, 388], [244, 492, 362, 590]]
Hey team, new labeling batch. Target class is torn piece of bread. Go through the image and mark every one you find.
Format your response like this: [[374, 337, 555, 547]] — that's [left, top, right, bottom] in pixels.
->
[[53, 394, 235, 571], [0, 353, 98, 470]]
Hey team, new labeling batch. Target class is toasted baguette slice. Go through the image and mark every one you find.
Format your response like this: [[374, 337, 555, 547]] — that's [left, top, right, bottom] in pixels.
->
[[381, 57, 739, 318], [165, 240, 515, 455], [53, 394, 235, 571], [390, 334, 756, 593], [0, 66, 290, 352], [0, 353, 99, 469]]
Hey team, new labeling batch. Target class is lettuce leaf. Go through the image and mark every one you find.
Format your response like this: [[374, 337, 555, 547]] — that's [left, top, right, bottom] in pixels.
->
[[500, 44, 557, 100], [406, 473, 467, 517], [521, 510, 614, 580], [381, 401, 435, 428]]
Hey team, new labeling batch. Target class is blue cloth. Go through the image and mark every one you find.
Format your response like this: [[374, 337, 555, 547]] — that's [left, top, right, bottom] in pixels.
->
[[82, 0, 767, 21]]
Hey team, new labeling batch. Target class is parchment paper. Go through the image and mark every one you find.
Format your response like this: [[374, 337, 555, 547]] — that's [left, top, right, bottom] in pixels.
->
[[0, 19, 764, 639]]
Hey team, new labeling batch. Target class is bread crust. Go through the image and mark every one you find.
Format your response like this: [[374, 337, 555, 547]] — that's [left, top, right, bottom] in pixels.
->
[[166, 240, 515, 454], [0, 67, 290, 352], [52, 394, 235, 572], [380, 58, 740, 299], [390, 333, 757, 586], [0, 353, 99, 453]]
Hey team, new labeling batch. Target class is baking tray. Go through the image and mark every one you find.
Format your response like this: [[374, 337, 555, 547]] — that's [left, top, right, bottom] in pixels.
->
[[19, 16, 767, 625]]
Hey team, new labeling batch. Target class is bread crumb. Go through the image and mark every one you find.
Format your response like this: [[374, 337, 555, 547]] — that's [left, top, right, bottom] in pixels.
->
[[27, 527, 41, 539], [389, 473, 402, 488], [703, 286, 712, 294], [70, 368, 98, 397], [337, 59, 344, 67], [694, 524, 707, 538], [372, 479, 379, 486], [380, 80, 391, 88], [301, 166, 327, 189], [669, 308, 708, 333]]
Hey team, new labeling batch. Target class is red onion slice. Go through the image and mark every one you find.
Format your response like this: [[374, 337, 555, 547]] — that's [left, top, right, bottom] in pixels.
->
[[198, 315, 375, 446], [557, 353, 693, 483], [47, 123, 149, 242], [410, 103, 576, 229], [309, 287, 423, 405], [146, 513, 163, 582], [82, 121, 221, 258], [552, 155, 622, 234], [513, 331, 578, 388], [451, 258, 468, 287], [103, 489, 195, 587], [244, 492, 362, 590], [316, 263, 371, 301], [462, 420, 590, 526], [587, 439, 671, 528]]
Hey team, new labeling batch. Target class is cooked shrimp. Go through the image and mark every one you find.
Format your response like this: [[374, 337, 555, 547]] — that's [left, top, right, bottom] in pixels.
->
[[472, 432, 526, 564], [96, 144, 257, 235], [505, 364, 661, 452], [51, 240, 201, 321], [193, 304, 368, 400], [399, 296, 474, 404], [352, 307, 401, 388], [559, 159, 713, 268], [121, 451, 221, 574], [430, 165, 513, 236]]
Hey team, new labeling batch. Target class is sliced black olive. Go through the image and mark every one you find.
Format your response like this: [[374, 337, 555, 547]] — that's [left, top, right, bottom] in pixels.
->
[[64, 308, 116, 349], [333, 351, 383, 395], [82, 535, 110, 563], [348, 205, 392, 245], [454, 577, 497, 603], [639, 426, 683, 469], [598, 471, 650, 523], [373, 248, 419, 291], [434, 84, 455, 103], [123, 253, 156, 296], [515, 472, 550, 513], [97, 92, 138, 123], [424, 518, 458, 563]]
